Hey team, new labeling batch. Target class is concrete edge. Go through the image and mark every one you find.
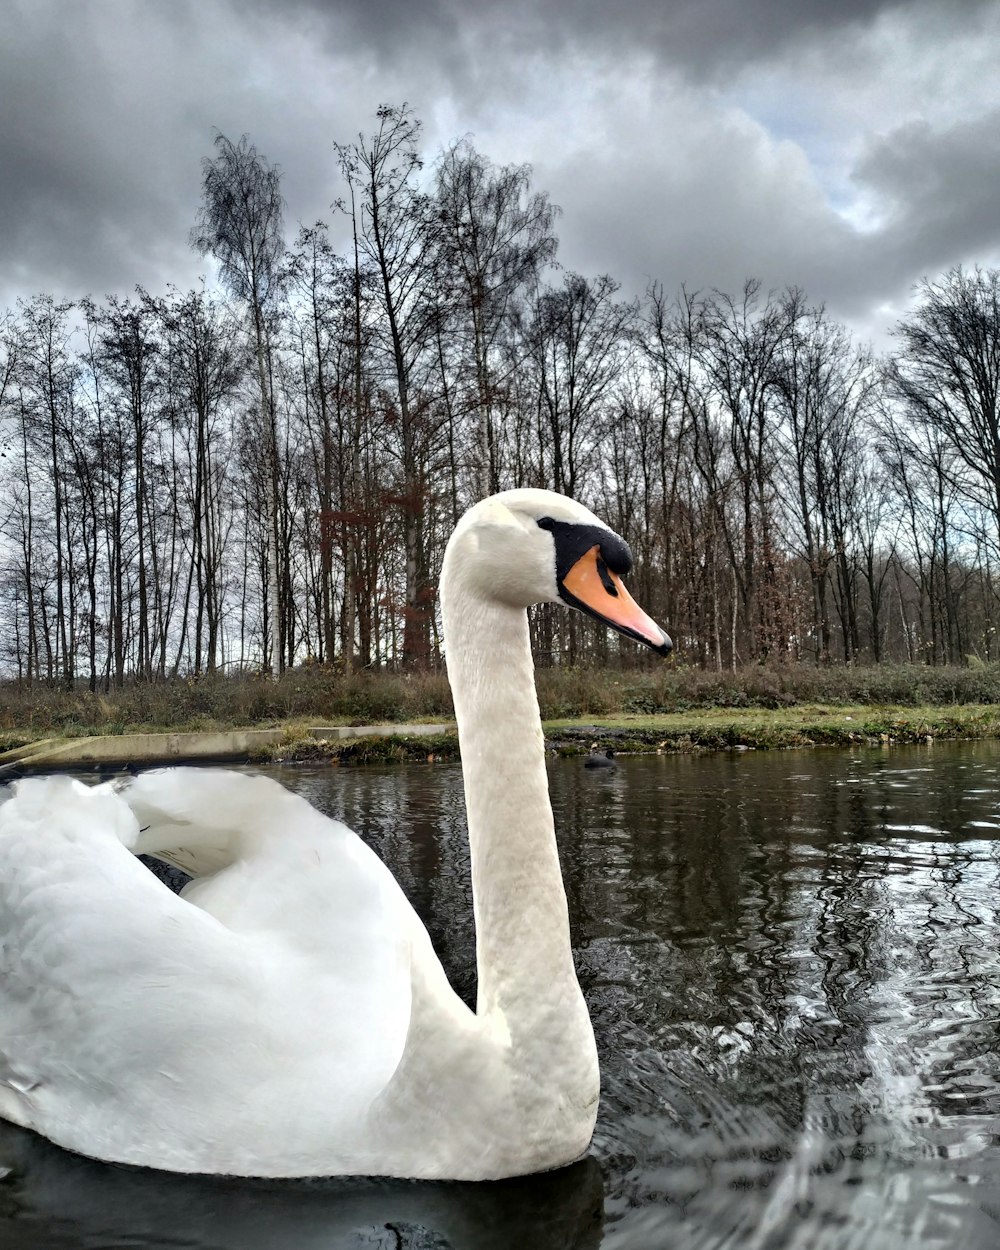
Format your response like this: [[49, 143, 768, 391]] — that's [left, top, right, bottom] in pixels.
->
[[0, 724, 459, 776], [0, 738, 61, 766], [3, 729, 288, 774]]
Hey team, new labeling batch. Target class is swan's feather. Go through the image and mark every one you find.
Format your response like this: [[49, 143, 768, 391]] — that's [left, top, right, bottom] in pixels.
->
[[0, 770, 418, 1174]]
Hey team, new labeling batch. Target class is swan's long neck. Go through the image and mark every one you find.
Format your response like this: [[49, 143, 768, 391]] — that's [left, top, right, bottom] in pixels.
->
[[442, 569, 587, 1048]]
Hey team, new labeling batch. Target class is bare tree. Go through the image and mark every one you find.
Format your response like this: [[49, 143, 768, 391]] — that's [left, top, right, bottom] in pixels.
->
[[14, 296, 79, 688], [526, 272, 634, 500], [878, 404, 966, 663], [774, 296, 875, 661], [335, 104, 440, 667], [159, 287, 242, 674], [192, 132, 286, 674], [433, 139, 559, 496], [890, 266, 1000, 561], [698, 282, 797, 660], [90, 295, 163, 679], [11, 110, 1000, 676]]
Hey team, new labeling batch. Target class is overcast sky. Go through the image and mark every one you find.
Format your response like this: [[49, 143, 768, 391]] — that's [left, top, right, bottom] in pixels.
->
[[3, 0, 1000, 346]]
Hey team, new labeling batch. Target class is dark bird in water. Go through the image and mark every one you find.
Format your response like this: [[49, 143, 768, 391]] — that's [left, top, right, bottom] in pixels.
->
[[584, 745, 616, 769]]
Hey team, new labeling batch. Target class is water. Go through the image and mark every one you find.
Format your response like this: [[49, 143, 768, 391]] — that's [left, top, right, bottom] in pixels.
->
[[4, 742, 1000, 1247]]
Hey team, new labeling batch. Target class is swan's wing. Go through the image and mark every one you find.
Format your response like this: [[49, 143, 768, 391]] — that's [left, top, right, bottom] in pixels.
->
[[0, 773, 423, 1171], [0, 777, 236, 1128], [122, 767, 251, 879], [120, 768, 413, 938]]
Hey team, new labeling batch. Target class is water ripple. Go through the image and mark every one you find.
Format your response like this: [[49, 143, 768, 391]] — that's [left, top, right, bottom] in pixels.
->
[[6, 742, 1000, 1247]]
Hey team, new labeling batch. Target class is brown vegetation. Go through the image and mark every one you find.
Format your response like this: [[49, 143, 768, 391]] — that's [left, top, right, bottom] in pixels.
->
[[4, 662, 1000, 745]]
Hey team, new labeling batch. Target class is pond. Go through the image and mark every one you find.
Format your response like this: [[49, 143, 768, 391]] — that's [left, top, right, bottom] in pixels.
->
[[3, 742, 1000, 1248]]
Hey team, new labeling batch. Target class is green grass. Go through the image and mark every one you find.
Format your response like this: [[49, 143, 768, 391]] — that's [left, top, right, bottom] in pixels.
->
[[272, 703, 1000, 765], [541, 703, 1000, 754]]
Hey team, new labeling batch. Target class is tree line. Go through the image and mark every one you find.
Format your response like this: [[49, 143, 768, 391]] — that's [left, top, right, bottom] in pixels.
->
[[2, 102, 1000, 688]]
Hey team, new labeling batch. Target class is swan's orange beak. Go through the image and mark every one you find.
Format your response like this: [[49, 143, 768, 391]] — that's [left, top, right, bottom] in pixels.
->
[[560, 546, 672, 655]]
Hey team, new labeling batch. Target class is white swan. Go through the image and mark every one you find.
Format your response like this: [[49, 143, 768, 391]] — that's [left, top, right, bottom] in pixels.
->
[[0, 489, 670, 1180]]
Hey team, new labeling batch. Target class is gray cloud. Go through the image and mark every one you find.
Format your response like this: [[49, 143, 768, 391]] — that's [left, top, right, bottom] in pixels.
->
[[855, 111, 1000, 268], [814, 108, 1000, 334], [247, 0, 997, 85], [1, 4, 215, 306], [2, 0, 1000, 349], [0, 2, 370, 308]]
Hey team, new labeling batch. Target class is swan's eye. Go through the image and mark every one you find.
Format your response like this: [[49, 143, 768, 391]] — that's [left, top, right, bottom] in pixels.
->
[[536, 517, 633, 578]]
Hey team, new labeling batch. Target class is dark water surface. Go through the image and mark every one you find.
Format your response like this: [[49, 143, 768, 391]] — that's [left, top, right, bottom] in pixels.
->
[[4, 743, 1000, 1248]]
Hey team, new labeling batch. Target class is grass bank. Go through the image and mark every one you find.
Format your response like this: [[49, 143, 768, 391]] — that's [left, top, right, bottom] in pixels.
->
[[284, 703, 1000, 765], [544, 703, 1000, 752], [5, 664, 1000, 764]]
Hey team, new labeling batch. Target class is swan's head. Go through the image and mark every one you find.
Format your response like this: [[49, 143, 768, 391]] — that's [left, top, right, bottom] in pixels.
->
[[445, 489, 672, 655]]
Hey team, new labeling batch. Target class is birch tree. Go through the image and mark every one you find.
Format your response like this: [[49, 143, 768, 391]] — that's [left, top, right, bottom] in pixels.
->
[[192, 133, 286, 673]]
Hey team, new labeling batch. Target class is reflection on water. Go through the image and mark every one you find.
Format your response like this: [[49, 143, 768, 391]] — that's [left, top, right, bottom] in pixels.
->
[[5, 742, 1000, 1247], [0, 1127, 602, 1250]]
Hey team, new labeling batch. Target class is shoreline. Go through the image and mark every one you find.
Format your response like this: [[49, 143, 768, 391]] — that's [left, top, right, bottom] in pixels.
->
[[3, 704, 1000, 775]]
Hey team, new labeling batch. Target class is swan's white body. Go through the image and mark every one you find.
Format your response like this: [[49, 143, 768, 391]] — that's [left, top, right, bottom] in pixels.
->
[[0, 490, 668, 1179]]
